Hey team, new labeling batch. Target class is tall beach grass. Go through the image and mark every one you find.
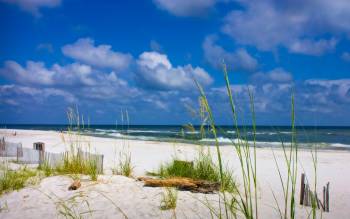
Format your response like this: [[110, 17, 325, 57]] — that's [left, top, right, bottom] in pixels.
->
[[192, 63, 320, 218]]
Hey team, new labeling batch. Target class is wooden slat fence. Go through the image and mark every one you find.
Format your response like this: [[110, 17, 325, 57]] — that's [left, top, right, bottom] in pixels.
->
[[300, 173, 330, 212], [17, 147, 40, 164], [0, 138, 22, 157], [41, 150, 103, 174], [0, 138, 104, 173]]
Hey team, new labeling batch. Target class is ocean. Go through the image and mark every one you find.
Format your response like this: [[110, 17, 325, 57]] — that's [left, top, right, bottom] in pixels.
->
[[1, 124, 350, 149]]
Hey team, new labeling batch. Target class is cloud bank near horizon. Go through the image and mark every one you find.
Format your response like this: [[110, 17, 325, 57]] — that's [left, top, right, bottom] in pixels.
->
[[1, 0, 350, 125], [1, 37, 349, 125]]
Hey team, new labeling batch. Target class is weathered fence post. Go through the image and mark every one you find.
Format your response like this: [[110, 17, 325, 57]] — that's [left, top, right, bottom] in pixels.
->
[[323, 186, 326, 211], [326, 182, 330, 212], [0, 137, 5, 156], [16, 144, 23, 163], [300, 173, 305, 205], [33, 142, 45, 165], [305, 184, 310, 206]]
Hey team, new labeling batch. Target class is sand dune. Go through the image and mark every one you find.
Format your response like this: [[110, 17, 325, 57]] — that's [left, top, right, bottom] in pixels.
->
[[0, 129, 349, 218]]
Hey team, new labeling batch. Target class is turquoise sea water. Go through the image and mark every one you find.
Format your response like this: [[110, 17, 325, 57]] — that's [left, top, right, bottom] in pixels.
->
[[1, 124, 350, 149]]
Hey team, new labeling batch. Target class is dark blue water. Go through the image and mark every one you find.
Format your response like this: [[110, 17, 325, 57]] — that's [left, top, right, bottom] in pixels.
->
[[1, 124, 350, 149]]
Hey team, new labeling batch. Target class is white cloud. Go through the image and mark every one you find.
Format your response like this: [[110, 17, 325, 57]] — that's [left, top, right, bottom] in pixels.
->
[[203, 35, 258, 71], [62, 38, 132, 71], [153, 0, 216, 17], [0, 61, 55, 85], [217, 77, 350, 114], [0, 84, 76, 103], [0, 60, 140, 101], [136, 51, 213, 90], [252, 68, 293, 83], [289, 38, 337, 56], [305, 79, 350, 102], [51, 63, 96, 86], [0, 61, 96, 86], [43, 88, 76, 103], [222, 0, 350, 55], [79, 71, 140, 100], [137, 51, 172, 69], [144, 97, 168, 110], [0, 61, 140, 102], [1, 0, 61, 16], [305, 79, 350, 88]]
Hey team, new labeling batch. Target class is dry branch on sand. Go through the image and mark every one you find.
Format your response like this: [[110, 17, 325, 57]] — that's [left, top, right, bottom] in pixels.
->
[[138, 177, 220, 193]]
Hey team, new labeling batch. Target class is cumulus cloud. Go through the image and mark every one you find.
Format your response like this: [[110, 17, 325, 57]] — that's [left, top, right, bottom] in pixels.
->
[[222, 0, 350, 55], [144, 97, 168, 110], [251, 68, 293, 83], [289, 38, 337, 56], [0, 84, 76, 104], [136, 51, 213, 90], [153, 0, 217, 17], [79, 72, 140, 101], [305, 79, 350, 103], [1, 0, 61, 16], [208, 72, 350, 120], [0, 61, 96, 86], [0, 60, 140, 102], [0, 61, 55, 85], [203, 35, 258, 71], [62, 38, 132, 71], [0, 45, 214, 119]]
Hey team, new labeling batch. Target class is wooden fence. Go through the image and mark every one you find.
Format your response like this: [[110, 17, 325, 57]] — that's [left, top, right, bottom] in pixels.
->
[[0, 137, 22, 157], [42, 149, 104, 174], [300, 173, 330, 212], [0, 138, 104, 174]]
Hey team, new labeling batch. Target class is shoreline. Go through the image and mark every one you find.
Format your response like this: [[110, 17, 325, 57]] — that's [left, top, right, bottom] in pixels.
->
[[2, 128, 350, 152], [1, 129, 350, 218]]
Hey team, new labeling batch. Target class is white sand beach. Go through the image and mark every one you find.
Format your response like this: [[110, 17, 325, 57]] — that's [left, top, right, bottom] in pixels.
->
[[0, 129, 349, 218]]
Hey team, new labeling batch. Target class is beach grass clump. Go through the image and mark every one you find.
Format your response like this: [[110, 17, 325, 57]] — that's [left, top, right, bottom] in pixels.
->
[[113, 148, 133, 177], [160, 187, 178, 210], [55, 151, 98, 181], [0, 166, 38, 195], [38, 160, 54, 177], [155, 150, 236, 192], [36, 108, 102, 181], [37, 150, 99, 181], [53, 107, 100, 181]]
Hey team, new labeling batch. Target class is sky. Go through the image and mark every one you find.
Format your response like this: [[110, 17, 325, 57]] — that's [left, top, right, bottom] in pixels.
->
[[0, 0, 350, 125]]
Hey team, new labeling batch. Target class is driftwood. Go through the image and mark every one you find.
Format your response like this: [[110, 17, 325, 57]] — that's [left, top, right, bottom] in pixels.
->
[[138, 177, 220, 194], [68, 180, 81, 190]]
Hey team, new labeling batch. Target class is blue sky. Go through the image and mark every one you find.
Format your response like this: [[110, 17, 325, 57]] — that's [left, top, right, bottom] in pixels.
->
[[0, 0, 350, 125]]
